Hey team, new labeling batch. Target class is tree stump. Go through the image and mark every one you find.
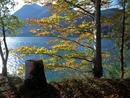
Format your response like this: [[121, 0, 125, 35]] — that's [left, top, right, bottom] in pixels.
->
[[19, 60, 61, 98], [24, 60, 47, 89]]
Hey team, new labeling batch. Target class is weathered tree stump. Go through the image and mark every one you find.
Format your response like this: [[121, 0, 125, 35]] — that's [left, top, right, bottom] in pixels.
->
[[24, 60, 47, 88], [25, 60, 46, 80], [19, 60, 60, 98]]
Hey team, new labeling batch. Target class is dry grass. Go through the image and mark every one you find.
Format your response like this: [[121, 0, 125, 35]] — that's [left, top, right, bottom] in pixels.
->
[[8, 76, 130, 98], [51, 78, 130, 98]]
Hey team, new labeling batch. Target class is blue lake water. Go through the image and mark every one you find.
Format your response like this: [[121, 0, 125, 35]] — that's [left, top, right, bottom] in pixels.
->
[[0, 37, 114, 81]]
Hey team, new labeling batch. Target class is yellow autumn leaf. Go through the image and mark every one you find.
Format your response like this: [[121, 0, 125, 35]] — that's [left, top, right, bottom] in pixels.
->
[[35, 31, 51, 36], [78, 33, 93, 40], [102, 51, 110, 57], [30, 29, 37, 33]]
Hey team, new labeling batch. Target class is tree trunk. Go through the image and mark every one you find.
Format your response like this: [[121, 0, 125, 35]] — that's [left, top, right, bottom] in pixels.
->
[[93, 0, 103, 78], [2, 31, 8, 76], [1, 19, 8, 76], [120, 0, 126, 79]]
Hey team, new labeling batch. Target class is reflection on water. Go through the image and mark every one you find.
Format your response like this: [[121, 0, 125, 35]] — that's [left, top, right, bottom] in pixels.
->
[[0, 37, 55, 76], [0, 37, 114, 81]]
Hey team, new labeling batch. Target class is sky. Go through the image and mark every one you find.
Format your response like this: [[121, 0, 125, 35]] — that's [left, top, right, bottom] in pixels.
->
[[12, 0, 46, 13], [12, 0, 118, 13], [12, 0, 25, 13]]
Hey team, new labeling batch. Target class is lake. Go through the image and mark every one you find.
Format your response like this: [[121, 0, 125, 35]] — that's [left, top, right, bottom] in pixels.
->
[[0, 37, 114, 81]]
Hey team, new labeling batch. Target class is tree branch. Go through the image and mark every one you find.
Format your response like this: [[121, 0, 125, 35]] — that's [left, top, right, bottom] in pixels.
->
[[55, 35, 94, 51], [64, 0, 95, 19]]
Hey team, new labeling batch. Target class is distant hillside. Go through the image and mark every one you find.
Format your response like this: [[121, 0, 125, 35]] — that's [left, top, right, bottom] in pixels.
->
[[14, 3, 51, 19], [14, 3, 52, 36], [102, 8, 121, 18], [14, 3, 120, 37]]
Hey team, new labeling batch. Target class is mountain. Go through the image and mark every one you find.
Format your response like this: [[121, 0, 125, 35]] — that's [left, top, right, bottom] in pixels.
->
[[14, 3, 51, 19], [14, 3, 52, 36], [14, 3, 120, 37], [102, 8, 121, 18]]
